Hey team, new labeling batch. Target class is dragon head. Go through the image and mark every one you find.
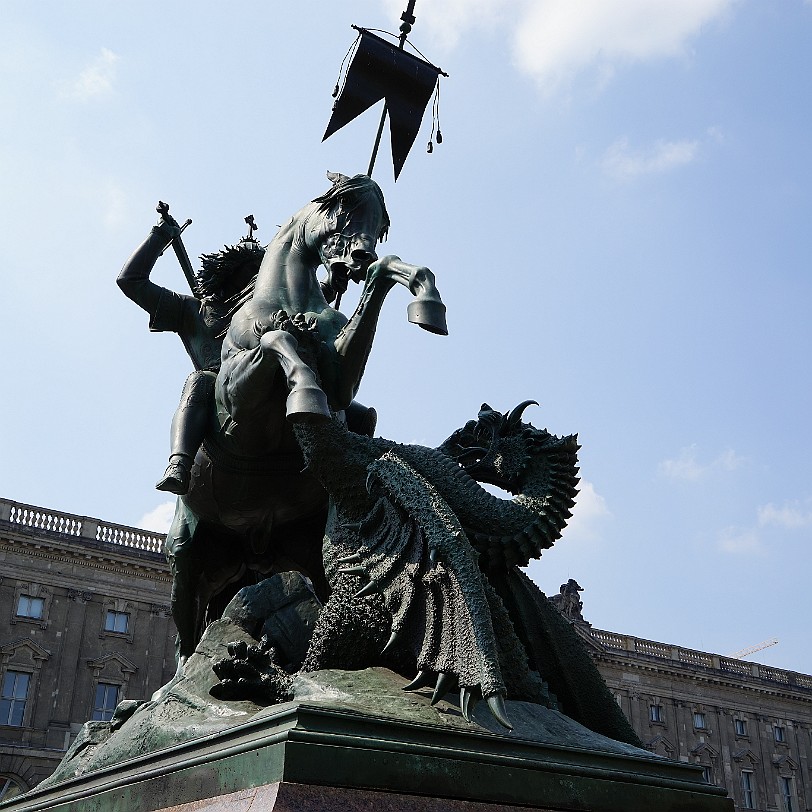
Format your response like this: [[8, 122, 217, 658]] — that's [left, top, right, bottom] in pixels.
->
[[437, 400, 549, 493]]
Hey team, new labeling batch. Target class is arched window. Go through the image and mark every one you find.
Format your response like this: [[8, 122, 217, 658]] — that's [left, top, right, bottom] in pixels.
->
[[0, 774, 26, 801]]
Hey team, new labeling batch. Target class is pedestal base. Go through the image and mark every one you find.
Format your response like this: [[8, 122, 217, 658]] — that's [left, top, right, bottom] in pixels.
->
[[2, 690, 732, 812], [152, 781, 612, 812]]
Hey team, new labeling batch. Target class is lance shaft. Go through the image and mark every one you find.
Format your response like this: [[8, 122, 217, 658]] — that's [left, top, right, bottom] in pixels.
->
[[367, 0, 418, 177]]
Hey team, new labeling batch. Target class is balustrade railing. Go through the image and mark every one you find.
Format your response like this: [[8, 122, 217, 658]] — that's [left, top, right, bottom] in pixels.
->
[[588, 626, 810, 692], [0, 497, 164, 555]]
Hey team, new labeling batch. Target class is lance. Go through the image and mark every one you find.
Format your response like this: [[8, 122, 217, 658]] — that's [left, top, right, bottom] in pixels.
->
[[156, 201, 198, 297], [367, 0, 418, 177]]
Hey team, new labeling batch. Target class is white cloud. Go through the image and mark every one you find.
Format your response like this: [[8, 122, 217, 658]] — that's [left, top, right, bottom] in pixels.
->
[[383, 0, 508, 49], [715, 497, 812, 556], [562, 479, 611, 543], [389, 0, 735, 91], [659, 444, 743, 481], [758, 501, 812, 530], [514, 0, 734, 91], [62, 48, 118, 100], [718, 525, 761, 555], [138, 501, 176, 533], [601, 136, 699, 180]]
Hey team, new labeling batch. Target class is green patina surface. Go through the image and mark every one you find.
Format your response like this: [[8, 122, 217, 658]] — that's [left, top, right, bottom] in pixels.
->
[[3, 668, 731, 812]]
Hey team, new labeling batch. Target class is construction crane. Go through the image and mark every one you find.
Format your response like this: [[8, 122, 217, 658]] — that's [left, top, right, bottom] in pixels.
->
[[728, 638, 779, 660]]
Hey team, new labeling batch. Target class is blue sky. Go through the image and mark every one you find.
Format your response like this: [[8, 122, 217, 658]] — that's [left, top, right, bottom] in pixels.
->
[[1, 1, 810, 673]]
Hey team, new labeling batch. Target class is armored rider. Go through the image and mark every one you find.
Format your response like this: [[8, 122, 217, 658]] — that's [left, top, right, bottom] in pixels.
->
[[117, 205, 263, 495]]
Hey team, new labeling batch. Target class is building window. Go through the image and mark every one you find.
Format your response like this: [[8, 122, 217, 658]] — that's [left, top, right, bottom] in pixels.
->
[[0, 775, 25, 801], [780, 776, 794, 812], [649, 704, 663, 723], [741, 770, 755, 809], [92, 683, 120, 721], [0, 671, 30, 727], [15, 595, 44, 620], [774, 725, 786, 743], [104, 610, 129, 634], [735, 719, 748, 736], [701, 766, 712, 784], [694, 712, 706, 729]]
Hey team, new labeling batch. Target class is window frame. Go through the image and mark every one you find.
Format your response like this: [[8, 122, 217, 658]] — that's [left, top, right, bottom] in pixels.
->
[[734, 718, 748, 737], [104, 610, 130, 635], [780, 775, 794, 812], [774, 725, 786, 743], [649, 703, 664, 723], [15, 595, 44, 620], [0, 671, 31, 727], [740, 769, 755, 809], [91, 682, 121, 722], [0, 775, 26, 801], [693, 711, 707, 730]]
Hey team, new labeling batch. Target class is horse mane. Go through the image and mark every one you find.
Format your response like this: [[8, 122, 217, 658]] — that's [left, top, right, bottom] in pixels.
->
[[311, 173, 390, 242], [196, 241, 266, 336], [197, 242, 266, 301]]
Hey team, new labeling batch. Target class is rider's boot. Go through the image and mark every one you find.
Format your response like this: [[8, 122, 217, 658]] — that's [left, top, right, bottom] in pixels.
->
[[156, 371, 215, 494], [156, 454, 192, 495]]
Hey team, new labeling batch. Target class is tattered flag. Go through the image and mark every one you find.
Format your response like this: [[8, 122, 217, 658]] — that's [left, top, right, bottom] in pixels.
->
[[324, 28, 442, 180]]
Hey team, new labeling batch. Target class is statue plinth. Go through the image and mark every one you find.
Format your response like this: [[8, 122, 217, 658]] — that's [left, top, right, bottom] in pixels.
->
[[3, 669, 732, 812]]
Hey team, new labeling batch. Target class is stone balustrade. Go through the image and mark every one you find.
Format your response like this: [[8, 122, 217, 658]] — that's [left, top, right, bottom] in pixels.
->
[[0, 497, 165, 555], [588, 626, 811, 693]]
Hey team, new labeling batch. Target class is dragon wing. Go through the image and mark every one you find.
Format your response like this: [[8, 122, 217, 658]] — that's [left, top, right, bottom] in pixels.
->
[[336, 450, 515, 728]]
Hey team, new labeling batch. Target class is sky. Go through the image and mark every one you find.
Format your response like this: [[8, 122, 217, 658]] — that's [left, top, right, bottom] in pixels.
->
[[1, 1, 811, 674]]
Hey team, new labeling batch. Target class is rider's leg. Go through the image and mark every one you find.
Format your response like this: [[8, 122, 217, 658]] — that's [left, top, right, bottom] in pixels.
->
[[157, 371, 217, 495]]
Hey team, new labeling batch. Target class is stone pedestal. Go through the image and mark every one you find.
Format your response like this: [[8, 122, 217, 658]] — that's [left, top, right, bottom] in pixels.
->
[[1, 668, 732, 812]]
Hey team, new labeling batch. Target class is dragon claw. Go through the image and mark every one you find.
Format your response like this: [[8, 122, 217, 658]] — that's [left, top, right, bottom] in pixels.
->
[[381, 629, 400, 654], [353, 580, 382, 599], [337, 553, 362, 565], [338, 565, 366, 576], [402, 670, 434, 692], [430, 672, 457, 705], [486, 693, 513, 730], [460, 687, 478, 722]]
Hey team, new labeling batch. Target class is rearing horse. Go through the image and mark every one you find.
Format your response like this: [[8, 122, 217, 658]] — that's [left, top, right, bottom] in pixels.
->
[[167, 173, 447, 662]]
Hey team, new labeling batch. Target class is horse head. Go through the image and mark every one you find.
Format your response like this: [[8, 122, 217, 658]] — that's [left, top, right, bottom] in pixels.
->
[[305, 173, 390, 299]]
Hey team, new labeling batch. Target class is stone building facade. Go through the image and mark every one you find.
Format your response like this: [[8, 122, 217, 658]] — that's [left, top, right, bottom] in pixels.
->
[[0, 498, 175, 801], [1, 499, 810, 811], [573, 617, 812, 812]]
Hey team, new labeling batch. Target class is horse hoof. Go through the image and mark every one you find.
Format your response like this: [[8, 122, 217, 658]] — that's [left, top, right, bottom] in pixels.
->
[[407, 299, 448, 335], [286, 387, 331, 422]]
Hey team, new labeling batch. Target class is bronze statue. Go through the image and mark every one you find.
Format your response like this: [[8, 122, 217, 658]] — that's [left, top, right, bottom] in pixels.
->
[[115, 172, 636, 741], [140, 173, 447, 678], [117, 206, 263, 495]]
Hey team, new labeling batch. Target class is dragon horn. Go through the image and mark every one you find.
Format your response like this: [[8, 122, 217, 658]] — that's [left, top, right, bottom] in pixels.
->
[[505, 400, 539, 432]]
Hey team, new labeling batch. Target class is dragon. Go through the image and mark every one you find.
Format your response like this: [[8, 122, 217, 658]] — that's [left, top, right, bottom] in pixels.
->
[[284, 401, 639, 745]]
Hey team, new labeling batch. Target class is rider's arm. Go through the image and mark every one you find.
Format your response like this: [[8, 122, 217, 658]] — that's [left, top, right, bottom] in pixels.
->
[[116, 220, 181, 324]]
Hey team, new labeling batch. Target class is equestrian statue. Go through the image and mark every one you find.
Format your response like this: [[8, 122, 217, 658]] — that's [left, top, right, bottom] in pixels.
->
[[117, 172, 638, 743]]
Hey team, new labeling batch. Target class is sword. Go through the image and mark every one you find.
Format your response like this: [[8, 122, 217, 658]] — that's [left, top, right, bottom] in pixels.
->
[[156, 201, 197, 297]]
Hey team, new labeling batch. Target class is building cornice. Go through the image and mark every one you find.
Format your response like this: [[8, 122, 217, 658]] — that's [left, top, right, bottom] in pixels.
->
[[575, 625, 812, 704]]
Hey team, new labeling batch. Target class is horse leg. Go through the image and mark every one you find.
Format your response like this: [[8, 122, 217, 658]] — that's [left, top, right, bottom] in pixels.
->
[[259, 330, 331, 422], [374, 256, 448, 335], [219, 330, 330, 425]]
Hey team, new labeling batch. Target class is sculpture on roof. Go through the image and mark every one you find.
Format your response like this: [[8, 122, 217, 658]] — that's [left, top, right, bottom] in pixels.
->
[[550, 578, 587, 624]]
